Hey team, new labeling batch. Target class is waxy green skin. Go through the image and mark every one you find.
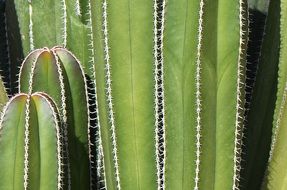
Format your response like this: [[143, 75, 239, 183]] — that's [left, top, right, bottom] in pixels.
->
[[164, 0, 247, 189], [19, 47, 90, 190], [0, 93, 61, 190]]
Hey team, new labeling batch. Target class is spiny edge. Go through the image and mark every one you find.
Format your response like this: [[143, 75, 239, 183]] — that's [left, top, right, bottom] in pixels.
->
[[85, 0, 104, 186], [23, 95, 30, 190], [153, 0, 166, 189], [232, 0, 248, 189], [102, 1, 121, 189], [194, 1, 204, 189], [51, 48, 72, 190], [53, 46, 93, 189], [32, 92, 64, 190]]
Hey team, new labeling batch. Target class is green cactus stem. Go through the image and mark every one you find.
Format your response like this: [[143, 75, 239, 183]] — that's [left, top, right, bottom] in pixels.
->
[[18, 47, 91, 189], [163, 0, 248, 189], [93, 0, 158, 189], [0, 92, 62, 190]]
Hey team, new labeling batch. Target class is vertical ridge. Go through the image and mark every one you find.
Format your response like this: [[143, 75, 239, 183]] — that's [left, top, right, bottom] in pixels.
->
[[153, 0, 166, 189], [194, 1, 204, 189], [102, 1, 121, 188], [232, 0, 248, 189], [23, 95, 30, 190]]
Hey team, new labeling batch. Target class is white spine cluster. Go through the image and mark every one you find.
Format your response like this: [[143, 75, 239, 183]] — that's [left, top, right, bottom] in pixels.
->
[[23, 95, 30, 190], [194, 1, 204, 189], [153, 0, 166, 189], [232, 1, 247, 189], [60, 0, 67, 47], [102, 1, 121, 189], [75, 0, 81, 16], [28, 0, 34, 51]]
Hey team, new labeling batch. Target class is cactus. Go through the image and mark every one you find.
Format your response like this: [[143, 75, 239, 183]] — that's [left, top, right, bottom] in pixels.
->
[[0, 92, 62, 189], [3, 0, 287, 190], [18, 47, 92, 189], [260, 0, 287, 188]]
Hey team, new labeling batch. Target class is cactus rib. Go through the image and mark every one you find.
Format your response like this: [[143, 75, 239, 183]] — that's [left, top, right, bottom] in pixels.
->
[[153, 0, 166, 189], [23, 94, 30, 190], [33, 92, 63, 190], [85, 2, 102, 187], [232, 0, 248, 189], [102, 1, 121, 189], [194, 1, 204, 189], [51, 48, 72, 189]]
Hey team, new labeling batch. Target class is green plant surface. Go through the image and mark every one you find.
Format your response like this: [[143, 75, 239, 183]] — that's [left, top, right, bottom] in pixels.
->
[[0, 76, 8, 109], [262, 89, 287, 189], [242, 0, 280, 189], [262, 0, 287, 189], [163, 0, 248, 189], [18, 47, 90, 189], [94, 0, 157, 189], [0, 93, 62, 190], [13, 0, 96, 76], [92, 0, 114, 189]]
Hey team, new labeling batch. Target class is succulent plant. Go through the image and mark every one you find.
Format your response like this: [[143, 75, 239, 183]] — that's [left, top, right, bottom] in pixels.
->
[[2, 0, 287, 190], [0, 92, 63, 189], [18, 47, 92, 189]]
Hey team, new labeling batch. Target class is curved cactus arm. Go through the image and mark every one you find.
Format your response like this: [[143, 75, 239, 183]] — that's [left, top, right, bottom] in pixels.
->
[[18, 47, 91, 189], [0, 93, 62, 190], [53, 47, 91, 189], [29, 92, 63, 190], [0, 94, 28, 189], [18, 48, 46, 93]]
